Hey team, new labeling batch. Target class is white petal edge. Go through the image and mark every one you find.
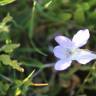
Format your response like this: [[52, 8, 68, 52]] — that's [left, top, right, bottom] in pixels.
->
[[55, 36, 73, 48], [53, 46, 68, 59], [72, 29, 90, 48], [76, 49, 96, 64], [54, 59, 72, 70]]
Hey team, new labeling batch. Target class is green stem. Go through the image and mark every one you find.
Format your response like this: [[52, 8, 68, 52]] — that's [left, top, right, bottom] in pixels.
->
[[75, 63, 96, 95]]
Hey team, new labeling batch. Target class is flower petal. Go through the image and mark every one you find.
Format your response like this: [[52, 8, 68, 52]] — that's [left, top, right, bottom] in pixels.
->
[[72, 29, 90, 48], [53, 46, 70, 59], [54, 59, 72, 70], [55, 36, 73, 48], [75, 49, 96, 64]]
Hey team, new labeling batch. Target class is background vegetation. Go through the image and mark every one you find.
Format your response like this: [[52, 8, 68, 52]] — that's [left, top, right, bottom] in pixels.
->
[[0, 0, 96, 96]]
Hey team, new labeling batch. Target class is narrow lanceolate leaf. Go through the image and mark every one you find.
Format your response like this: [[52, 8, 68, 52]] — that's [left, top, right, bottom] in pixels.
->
[[22, 70, 48, 87], [0, 0, 15, 6], [0, 54, 24, 72], [0, 44, 20, 53], [23, 70, 35, 84]]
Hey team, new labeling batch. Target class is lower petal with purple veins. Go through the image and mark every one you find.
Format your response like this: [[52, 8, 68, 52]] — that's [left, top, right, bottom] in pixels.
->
[[75, 50, 96, 64], [54, 59, 72, 70]]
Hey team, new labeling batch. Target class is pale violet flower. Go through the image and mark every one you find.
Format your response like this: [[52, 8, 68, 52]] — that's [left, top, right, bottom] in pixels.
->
[[53, 29, 96, 70]]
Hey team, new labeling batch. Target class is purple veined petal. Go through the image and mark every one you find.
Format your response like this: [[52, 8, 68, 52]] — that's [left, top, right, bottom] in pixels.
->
[[75, 49, 96, 64], [72, 29, 90, 48], [54, 59, 72, 70], [55, 36, 74, 48], [53, 45, 70, 59]]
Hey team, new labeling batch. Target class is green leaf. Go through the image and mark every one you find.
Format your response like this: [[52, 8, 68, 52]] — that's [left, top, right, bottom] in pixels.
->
[[74, 7, 85, 24], [0, 43, 20, 53], [2, 13, 13, 25], [44, 0, 52, 8], [28, 1, 36, 40], [0, 54, 24, 72], [0, 13, 13, 33], [15, 88, 22, 96], [82, 3, 90, 11], [58, 13, 72, 22], [24, 59, 44, 68], [23, 70, 35, 84], [0, 0, 15, 6], [89, 11, 96, 20]]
